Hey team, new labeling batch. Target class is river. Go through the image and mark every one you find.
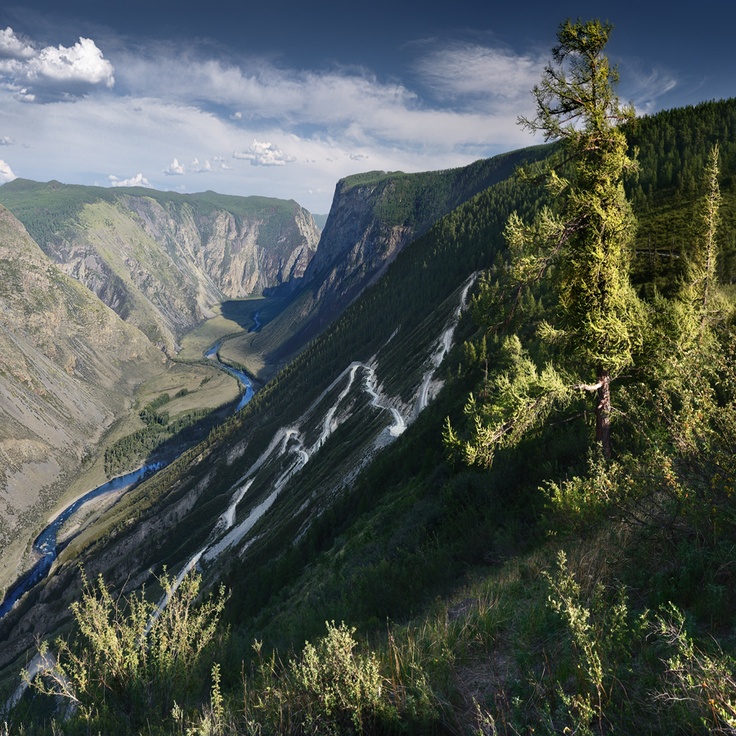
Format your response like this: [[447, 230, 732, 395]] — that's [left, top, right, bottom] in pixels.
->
[[0, 341, 255, 621]]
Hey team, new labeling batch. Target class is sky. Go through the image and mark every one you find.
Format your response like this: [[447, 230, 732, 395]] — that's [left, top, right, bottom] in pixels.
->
[[0, 1, 733, 214]]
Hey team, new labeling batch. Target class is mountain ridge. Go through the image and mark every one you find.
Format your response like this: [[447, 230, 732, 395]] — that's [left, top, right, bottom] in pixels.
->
[[0, 180, 320, 353]]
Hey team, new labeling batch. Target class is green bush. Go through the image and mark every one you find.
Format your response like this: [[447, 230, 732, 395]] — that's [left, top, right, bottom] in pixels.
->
[[28, 570, 225, 732]]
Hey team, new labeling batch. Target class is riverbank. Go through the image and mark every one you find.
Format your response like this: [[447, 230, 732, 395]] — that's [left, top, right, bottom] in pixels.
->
[[0, 360, 242, 612]]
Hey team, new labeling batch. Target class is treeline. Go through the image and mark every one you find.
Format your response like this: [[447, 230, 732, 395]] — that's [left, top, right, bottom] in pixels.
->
[[103, 394, 217, 478], [627, 98, 736, 289]]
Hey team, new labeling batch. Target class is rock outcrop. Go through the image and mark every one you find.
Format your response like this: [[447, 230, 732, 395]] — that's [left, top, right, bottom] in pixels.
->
[[0, 182, 320, 354]]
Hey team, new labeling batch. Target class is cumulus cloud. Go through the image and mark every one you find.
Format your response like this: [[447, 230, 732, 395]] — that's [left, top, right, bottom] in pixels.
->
[[190, 157, 212, 173], [233, 140, 296, 166], [0, 28, 35, 60], [108, 172, 152, 188], [0, 27, 114, 102], [0, 159, 16, 182], [164, 157, 185, 175], [164, 157, 214, 174]]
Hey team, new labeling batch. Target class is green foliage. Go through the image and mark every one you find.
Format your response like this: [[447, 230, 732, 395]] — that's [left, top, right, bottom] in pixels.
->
[[288, 621, 385, 734], [220, 622, 435, 735], [450, 19, 646, 466], [519, 19, 641, 390], [26, 571, 225, 732], [445, 336, 572, 468], [104, 404, 227, 477], [654, 604, 736, 732], [544, 550, 634, 735]]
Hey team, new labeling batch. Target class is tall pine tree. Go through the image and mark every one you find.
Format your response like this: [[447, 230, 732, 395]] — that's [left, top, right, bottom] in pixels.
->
[[506, 18, 642, 458]]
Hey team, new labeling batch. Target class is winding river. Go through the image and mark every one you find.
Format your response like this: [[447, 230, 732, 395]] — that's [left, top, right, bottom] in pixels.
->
[[0, 339, 256, 621]]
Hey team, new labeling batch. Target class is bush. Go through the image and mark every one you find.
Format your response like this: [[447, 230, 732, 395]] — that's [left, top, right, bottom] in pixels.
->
[[27, 570, 225, 732]]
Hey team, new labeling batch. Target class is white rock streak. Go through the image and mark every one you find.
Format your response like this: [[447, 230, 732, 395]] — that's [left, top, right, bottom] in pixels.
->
[[145, 275, 477, 625], [363, 364, 406, 437], [418, 273, 477, 411]]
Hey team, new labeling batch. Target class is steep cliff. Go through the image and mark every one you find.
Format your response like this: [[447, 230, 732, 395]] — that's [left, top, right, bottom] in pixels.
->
[[237, 150, 545, 373], [0, 204, 164, 563], [0, 182, 320, 354]]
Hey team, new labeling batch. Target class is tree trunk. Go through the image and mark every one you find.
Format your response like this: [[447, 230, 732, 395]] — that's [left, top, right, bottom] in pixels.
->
[[595, 367, 611, 459]]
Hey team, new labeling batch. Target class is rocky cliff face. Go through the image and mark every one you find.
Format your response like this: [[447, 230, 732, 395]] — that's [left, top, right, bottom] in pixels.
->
[[0, 205, 164, 563], [248, 158, 523, 368], [0, 182, 320, 354]]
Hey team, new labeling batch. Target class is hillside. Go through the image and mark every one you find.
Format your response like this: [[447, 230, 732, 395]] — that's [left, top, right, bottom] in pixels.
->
[[0, 182, 320, 354], [227, 150, 549, 377], [4, 97, 736, 734], [0, 204, 166, 595]]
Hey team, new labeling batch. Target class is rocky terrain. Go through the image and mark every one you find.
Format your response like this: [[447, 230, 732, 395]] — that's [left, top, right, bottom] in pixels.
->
[[0, 204, 165, 575], [0, 182, 321, 354]]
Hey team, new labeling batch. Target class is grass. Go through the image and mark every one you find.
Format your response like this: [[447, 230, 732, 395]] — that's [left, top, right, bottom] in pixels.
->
[[177, 298, 264, 360], [177, 293, 294, 378]]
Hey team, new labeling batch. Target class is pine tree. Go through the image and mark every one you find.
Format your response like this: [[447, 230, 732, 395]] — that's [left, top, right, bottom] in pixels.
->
[[506, 18, 642, 458]]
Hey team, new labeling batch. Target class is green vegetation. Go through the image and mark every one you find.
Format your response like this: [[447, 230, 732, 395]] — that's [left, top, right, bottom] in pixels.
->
[[22, 571, 225, 733], [103, 393, 236, 477], [7, 22, 736, 735], [0, 179, 308, 253]]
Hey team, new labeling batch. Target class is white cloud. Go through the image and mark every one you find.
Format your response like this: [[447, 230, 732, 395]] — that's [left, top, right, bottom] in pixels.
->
[[164, 157, 185, 175], [108, 172, 152, 188], [415, 43, 545, 105], [0, 28, 114, 102], [620, 63, 679, 114], [233, 139, 296, 166], [0, 35, 547, 211], [0, 28, 35, 60], [164, 157, 214, 175], [190, 157, 212, 173], [0, 159, 16, 182], [110, 43, 538, 154], [0, 136, 11, 145]]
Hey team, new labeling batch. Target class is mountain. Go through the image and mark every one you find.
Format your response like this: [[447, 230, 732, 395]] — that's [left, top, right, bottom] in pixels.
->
[[232, 150, 549, 376], [0, 204, 165, 586], [0, 141, 546, 671], [0, 182, 320, 354]]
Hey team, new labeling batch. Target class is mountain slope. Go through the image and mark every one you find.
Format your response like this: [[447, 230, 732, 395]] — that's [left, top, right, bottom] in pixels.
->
[[0, 204, 165, 584], [230, 149, 549, 376], [0, 182, 320, 353], [0, 150, 546, 669], [5, 98, 736, 736]]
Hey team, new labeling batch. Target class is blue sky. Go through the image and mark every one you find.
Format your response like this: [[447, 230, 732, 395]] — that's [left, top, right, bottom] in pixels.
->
[[0, 1, 733, 213]]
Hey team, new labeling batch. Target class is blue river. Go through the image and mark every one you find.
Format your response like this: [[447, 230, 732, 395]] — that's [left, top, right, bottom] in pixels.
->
[[0, 341, 255, 621]]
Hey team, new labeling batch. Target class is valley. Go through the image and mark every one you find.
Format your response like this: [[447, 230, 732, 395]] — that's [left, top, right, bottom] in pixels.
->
[[3, 91, 736, 735]]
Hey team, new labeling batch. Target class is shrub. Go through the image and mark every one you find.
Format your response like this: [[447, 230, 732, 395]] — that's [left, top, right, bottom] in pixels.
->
[[27, 570, 225, 732]]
